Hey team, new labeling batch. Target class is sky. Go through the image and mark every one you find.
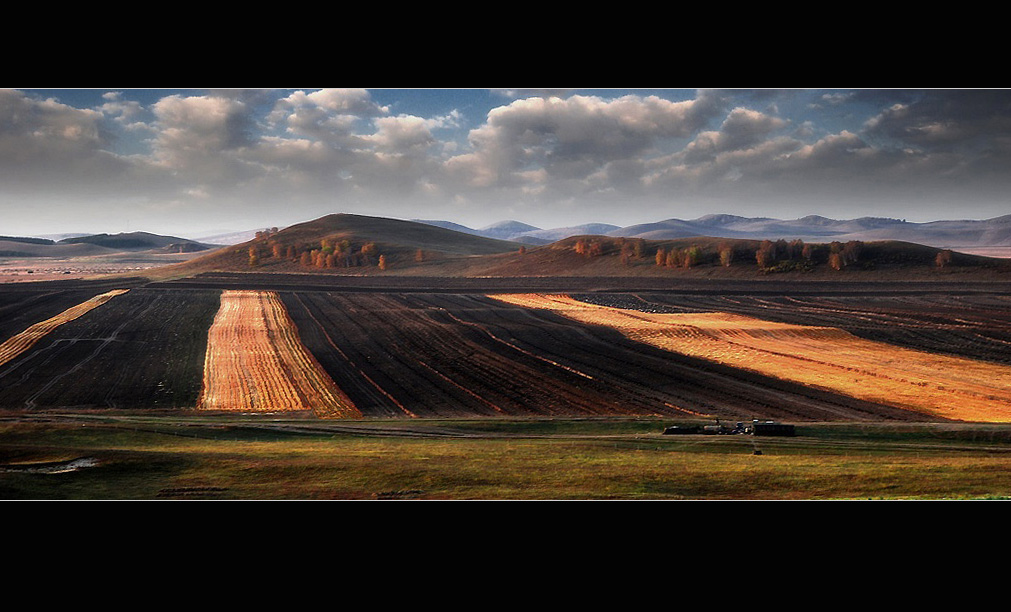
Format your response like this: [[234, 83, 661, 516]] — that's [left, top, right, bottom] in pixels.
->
[[2, 88, 1010, 238]]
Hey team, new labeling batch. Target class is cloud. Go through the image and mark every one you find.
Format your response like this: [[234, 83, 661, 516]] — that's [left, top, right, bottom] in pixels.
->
[[683, 107, 789, 163], [4, 88, 1011, 235], [864, 90, 1011, 152], [444, 92, 726, 191], [0, 89, 128, 188]]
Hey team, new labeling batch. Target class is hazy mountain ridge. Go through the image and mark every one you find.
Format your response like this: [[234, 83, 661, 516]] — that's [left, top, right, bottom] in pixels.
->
[[415, 214, 1011, 248]]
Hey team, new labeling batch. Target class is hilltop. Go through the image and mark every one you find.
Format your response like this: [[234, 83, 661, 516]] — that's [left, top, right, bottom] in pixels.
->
[[157, 213, 520, 279]]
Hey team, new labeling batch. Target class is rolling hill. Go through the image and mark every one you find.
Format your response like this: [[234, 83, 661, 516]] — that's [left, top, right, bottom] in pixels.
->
[[149, 212, 1011, 281], [163, 213, 522, 278], [58, 231, 214, 253]]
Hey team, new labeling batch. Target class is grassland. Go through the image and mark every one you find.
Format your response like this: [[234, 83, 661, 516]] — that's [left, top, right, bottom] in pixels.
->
[[3, 415, 1011, 500]]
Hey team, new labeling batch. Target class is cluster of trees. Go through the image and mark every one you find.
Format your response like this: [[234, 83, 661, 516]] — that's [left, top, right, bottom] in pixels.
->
[[655, 245, 704, 269], [573, 239, 604, 257], [254, 227, 280, 241], [247, 235, 386, 269], [755, 238, 812, 269], [826, 240, 863, 270], [571, 237, 646, 266]]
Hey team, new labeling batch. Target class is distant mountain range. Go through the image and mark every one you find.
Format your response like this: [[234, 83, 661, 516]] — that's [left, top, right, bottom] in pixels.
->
[[414, 214, 1011, 248], [25, 213, 1011, 253]]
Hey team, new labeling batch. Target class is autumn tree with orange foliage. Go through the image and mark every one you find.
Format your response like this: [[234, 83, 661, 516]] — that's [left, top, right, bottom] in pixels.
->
[[936, 249, 953, 268], [756, 240, 776, 268]]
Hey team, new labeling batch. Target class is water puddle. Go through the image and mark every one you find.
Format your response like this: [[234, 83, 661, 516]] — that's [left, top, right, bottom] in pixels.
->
[[0, 457, 99, 474]]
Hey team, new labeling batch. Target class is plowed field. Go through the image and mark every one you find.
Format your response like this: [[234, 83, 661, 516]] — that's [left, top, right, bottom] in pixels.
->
[[281, 292, 925, 421], [495, 294, 1011, 422], [0, 288, 218, 408], [0, 289, 129, 367], [197, 290, 360, 418]]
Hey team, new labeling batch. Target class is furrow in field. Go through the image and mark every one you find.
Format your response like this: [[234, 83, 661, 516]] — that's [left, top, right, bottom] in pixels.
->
[[0, 289, 129, 368], [197, 290, 360, 418], [491, 293, 1011, 423]]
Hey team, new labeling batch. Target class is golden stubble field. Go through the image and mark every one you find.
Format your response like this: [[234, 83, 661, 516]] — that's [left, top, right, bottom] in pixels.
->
[[197, 290, 360, 417], [491, 293, 1011, 422]]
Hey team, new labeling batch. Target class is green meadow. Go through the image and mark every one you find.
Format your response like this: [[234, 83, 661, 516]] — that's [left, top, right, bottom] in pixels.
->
[[3, 415, 1011, 500]]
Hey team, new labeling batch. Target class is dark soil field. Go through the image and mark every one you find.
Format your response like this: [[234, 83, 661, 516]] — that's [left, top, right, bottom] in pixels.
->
[[279, 291, 929, 421], [0, 278, 146, 341], [0, 287, 219, 409], [2, 274, 1011, 423]]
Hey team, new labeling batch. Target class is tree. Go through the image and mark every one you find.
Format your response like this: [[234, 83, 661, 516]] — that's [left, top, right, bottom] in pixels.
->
[[829, 252, 844, 270], [719, 242, 734, 267], [789, 239, 805, 260], [666, 249, 680, 268], [272, 243, 284, 258], [361, 242, 377, 265], [655, 247, 666, 267], [378, 254, 387, 270], [518, 245, 526, 256], [682, 246, 701, 269], [842, 241, 863, 265], [756, 240, 776, 268], [936, 249, 953, 268], [415, 248, 425, 262]]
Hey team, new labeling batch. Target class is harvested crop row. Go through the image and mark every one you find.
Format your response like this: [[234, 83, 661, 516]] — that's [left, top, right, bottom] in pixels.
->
[[0, 289, 129, 367], [620, 293, 1011, 366], [197, 290, 360, 418], [492, 293, 1011, 422]]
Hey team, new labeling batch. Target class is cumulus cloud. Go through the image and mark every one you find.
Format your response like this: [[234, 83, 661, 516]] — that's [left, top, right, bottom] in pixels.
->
[[445, 92, 726, 192], [3, 88, 1011, 235], [0, 89, 127, 187]]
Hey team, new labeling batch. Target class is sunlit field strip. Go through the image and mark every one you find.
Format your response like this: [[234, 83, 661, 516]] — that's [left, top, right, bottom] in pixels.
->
[[490, 294, 1011, 422], [197, 290, 361, 418], [0, 289, 130, 367]]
